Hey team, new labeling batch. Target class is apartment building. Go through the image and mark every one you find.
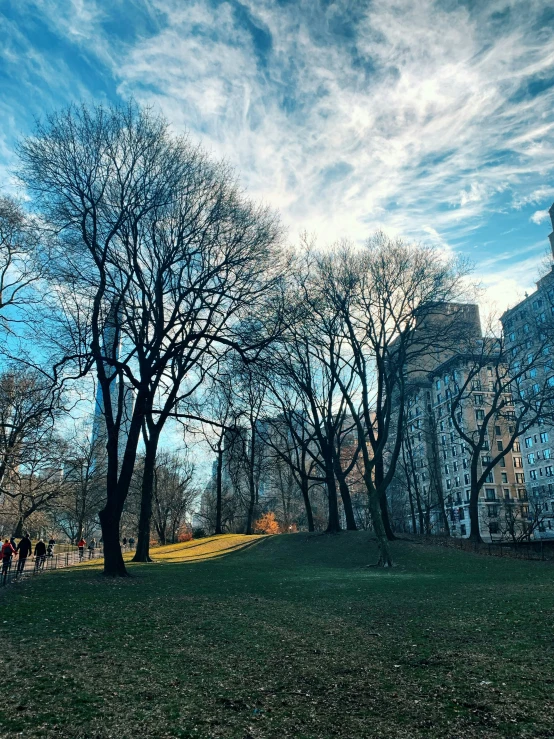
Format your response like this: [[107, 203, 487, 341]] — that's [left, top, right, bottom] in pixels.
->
[[395, 303, 483, 535], [500, 201, 554, 539], [397, 302, 528, 540], [427, 355, 526, 539]]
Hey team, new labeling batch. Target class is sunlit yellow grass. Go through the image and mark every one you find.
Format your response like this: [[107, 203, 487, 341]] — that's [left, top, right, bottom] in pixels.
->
[[135, 534, 266, 563], [75, 533, 266, 569]]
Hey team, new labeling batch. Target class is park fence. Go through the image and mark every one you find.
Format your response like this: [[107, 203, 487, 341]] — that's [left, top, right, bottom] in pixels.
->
[[0, 544, 135, 589], [419, 535, 554, 561]]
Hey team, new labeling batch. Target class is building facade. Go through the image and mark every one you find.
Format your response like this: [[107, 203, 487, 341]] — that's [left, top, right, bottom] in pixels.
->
[[500, 201, 554, 539]]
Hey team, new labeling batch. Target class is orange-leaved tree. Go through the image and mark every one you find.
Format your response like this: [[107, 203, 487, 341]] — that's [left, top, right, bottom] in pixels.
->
[[254, 512, 281, 534]]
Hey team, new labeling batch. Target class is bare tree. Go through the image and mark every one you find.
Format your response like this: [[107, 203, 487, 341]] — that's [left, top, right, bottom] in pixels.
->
[[447, 327, 554, 542], [0, 195, 42, 336], [19, 102, 282, 575], [0, 366, 65, 535], [151, 450, 197, 545], [50, 423, 106, 543], [313, 236, 469, 565]]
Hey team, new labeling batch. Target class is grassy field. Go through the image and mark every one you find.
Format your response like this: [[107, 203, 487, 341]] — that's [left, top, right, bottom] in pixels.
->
[[1, 532, 554, 739]]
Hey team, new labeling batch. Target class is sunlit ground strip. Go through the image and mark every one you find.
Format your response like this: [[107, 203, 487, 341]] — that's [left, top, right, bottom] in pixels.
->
[[75, 533, 267, 569]]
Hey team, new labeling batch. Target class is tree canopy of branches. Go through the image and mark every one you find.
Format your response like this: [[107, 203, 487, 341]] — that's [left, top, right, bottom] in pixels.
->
[[305, 236, 469, 565], [19, 101, 283, 575], [448, 326, 554, 542], [0, 366, 65, 536], [0, 195, 42, 336]]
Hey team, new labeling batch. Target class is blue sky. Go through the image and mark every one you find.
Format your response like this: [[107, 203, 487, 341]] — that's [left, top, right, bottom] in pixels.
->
[[1, 0, 554, 313]]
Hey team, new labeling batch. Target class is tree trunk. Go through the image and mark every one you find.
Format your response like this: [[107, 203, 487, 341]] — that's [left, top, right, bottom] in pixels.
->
[[300, 478, 315, 532], [13, 517, 24, 538], [133, 431, 161, 563], [245, 422, 257, 535], [337, 476, 357, 530], [401, 443, 418, 535], [407, 482, 417, 536], [375, 457, 395, 540], [99, 506, 127, 577], [468, 462, 482, 543], [324, 452, 341, 533], [215, 445, 223, 535], [333, 448, 357, 531], [365, 472, 393, 566]]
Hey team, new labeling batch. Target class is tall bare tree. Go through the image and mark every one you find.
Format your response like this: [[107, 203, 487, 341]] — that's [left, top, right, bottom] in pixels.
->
[[19, 102, 282, 575], [313, 236, 469, 565]]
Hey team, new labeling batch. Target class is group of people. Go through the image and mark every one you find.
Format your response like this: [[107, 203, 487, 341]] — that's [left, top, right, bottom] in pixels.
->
[[77, 538, 99, 561], [1, 533, 138, 583], [1, 534, 56, 583]]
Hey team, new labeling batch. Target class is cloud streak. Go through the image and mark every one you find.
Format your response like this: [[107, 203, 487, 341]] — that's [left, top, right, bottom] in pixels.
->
[[1, 0, 554, 311]]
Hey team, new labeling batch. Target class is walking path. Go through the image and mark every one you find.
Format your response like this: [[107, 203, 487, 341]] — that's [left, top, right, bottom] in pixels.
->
[[0, 545, 134, 588]]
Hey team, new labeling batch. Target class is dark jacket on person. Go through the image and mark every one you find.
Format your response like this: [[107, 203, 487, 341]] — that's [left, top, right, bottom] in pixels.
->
[[17, 537, 32, 558], [34, 541, 46, 557]]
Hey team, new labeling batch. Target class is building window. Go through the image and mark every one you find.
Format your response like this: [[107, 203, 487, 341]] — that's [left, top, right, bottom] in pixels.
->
[[446, 479, 452, 490], [504, 488, 510, 499], [545, 449, 551, 460], [485, 471, 494, 483], [546, 466, 554, 477], [541, 432, 549, 443], [489, 521, 499, 534], [525, 437, 533, 448], [514, 457, 523, 468], [515, 473, 525, 484], [474, 394, 483, 405], [475, 409, 485, 421], [497, 440, 503, 451], [530, 470, 537, 480], [464, 473, 470, 485], [460, 524, 466, 536], [528, 453, 535, 464], [501, 473, 508, 483], [485, 488, 496, 500]]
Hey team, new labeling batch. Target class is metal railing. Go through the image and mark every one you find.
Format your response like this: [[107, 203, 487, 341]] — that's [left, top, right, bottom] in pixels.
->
[[0, 544, 135, 588]]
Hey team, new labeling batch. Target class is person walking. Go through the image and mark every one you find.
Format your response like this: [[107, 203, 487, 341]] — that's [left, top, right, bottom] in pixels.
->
[[34, 539, 46, 570], [77, 537, 86, 561], [1, 539, 16, 584], [16, 533, 32, 575], [88, 539, 96, 560], [48, 537, 56, 554]]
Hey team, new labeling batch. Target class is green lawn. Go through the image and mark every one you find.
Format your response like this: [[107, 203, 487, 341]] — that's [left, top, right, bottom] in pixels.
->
[[1, 532, 554, 739]]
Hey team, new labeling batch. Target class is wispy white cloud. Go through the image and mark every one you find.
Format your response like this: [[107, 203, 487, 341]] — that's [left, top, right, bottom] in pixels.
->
[[2, 0, 554, 315], [531, 209, 550, 224]]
